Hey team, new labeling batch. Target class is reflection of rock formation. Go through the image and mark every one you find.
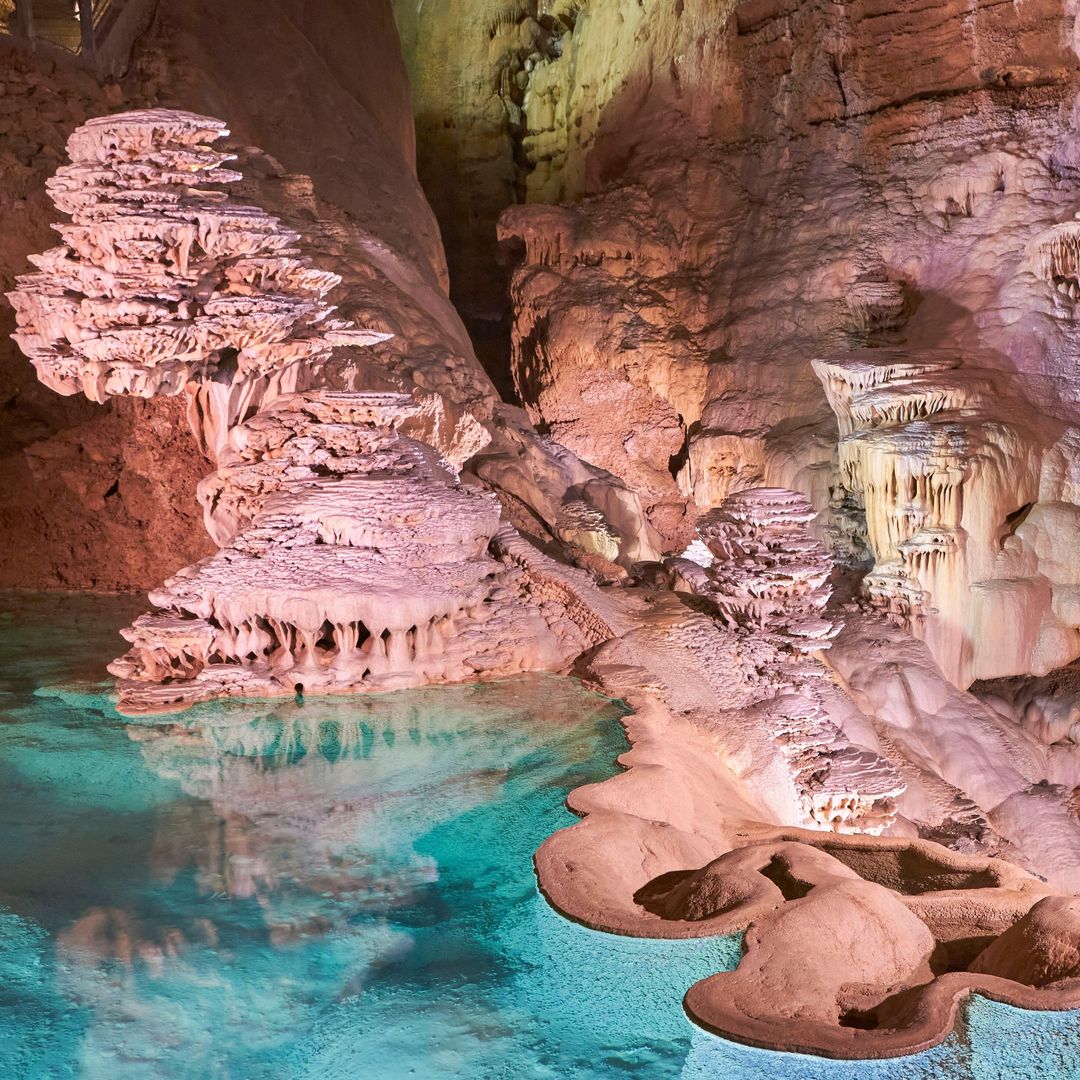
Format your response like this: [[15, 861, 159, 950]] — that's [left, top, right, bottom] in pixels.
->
[[39, 674, 622, 1074], [55, 687, 556, 1028], [129, 697, 511, 918]]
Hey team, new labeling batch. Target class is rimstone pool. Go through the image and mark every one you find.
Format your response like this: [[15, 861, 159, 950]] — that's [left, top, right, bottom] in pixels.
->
[[0, 595, 1077, 1080]]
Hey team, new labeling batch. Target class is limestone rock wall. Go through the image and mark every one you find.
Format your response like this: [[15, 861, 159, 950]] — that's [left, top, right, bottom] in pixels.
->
[[481, 0, 1080, 684], [0, 45, 212, 590]]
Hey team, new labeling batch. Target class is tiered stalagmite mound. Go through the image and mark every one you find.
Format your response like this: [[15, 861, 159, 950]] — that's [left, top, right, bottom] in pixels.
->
[[6, 109, 390, 458], [109, 390, 586, 713], [535, 488, 907, 920], [8, 110, 596, 713], [695, 488, 841, 653], [670, 488, 903, 834]]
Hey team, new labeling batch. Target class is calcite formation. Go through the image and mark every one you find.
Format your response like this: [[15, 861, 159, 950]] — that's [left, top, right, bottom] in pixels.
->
[[690, 488, 901, 832], [110, 391, 578, 712], [8, 110, 592, 713], [6, 109, 389, 459], [7, 7, 1080, 1062], [696, 488, 840, 653], [813, 349, 1080, 687], [679, 837, 1080, 1058], [531, 572, 1080, 1058]]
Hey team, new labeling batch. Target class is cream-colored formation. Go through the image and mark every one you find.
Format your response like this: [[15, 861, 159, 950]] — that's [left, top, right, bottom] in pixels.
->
[[813, 350, 1079, 688]]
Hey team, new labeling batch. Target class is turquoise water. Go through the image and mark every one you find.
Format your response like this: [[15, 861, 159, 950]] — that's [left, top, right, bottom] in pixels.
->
[[0, 595, 1077, 1079]]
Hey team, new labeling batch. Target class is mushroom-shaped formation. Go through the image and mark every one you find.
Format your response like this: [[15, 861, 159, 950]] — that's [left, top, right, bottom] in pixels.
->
[[696, 487, 841, 652], [6, 109, 389, 456]]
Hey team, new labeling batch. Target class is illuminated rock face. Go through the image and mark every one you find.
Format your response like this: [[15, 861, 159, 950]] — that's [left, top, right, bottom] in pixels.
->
[[480, 0, 1080, 685], [6, 110, 389, 458], [813, 351, 1080, 687], [9, 111, 587, 713]]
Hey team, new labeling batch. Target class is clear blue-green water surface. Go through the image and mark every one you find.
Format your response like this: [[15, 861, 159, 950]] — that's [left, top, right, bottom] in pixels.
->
[[0, 595, 1077, 1079]]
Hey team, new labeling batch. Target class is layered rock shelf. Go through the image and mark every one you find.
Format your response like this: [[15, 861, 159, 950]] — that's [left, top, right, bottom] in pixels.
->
[[109, 391, 581, 713]]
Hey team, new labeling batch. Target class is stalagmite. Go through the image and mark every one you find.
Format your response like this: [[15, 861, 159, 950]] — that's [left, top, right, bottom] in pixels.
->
[[667, 486, 905, 834], [696, 488, 841, 652], [7, 110, 390, 457], [7, 110, 590, 714], [109, 391, 580, 713]]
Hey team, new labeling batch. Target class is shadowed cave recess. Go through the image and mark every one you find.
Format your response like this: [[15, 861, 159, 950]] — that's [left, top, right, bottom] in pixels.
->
[[4, 0, 1080, 1072]]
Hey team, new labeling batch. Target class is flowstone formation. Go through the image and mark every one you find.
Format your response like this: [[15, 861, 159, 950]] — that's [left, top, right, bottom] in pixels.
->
[[813, 350, 1079, 687], [7, 110, 591, 713]]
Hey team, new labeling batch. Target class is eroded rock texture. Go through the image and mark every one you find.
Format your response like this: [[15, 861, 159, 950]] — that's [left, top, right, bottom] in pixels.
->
[[477, 0, 1080, 686]]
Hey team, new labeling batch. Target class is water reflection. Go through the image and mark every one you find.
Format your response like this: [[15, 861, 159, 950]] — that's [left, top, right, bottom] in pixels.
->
[[2, 595, 1079, 1079], [13, 674, 717, 1078]]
